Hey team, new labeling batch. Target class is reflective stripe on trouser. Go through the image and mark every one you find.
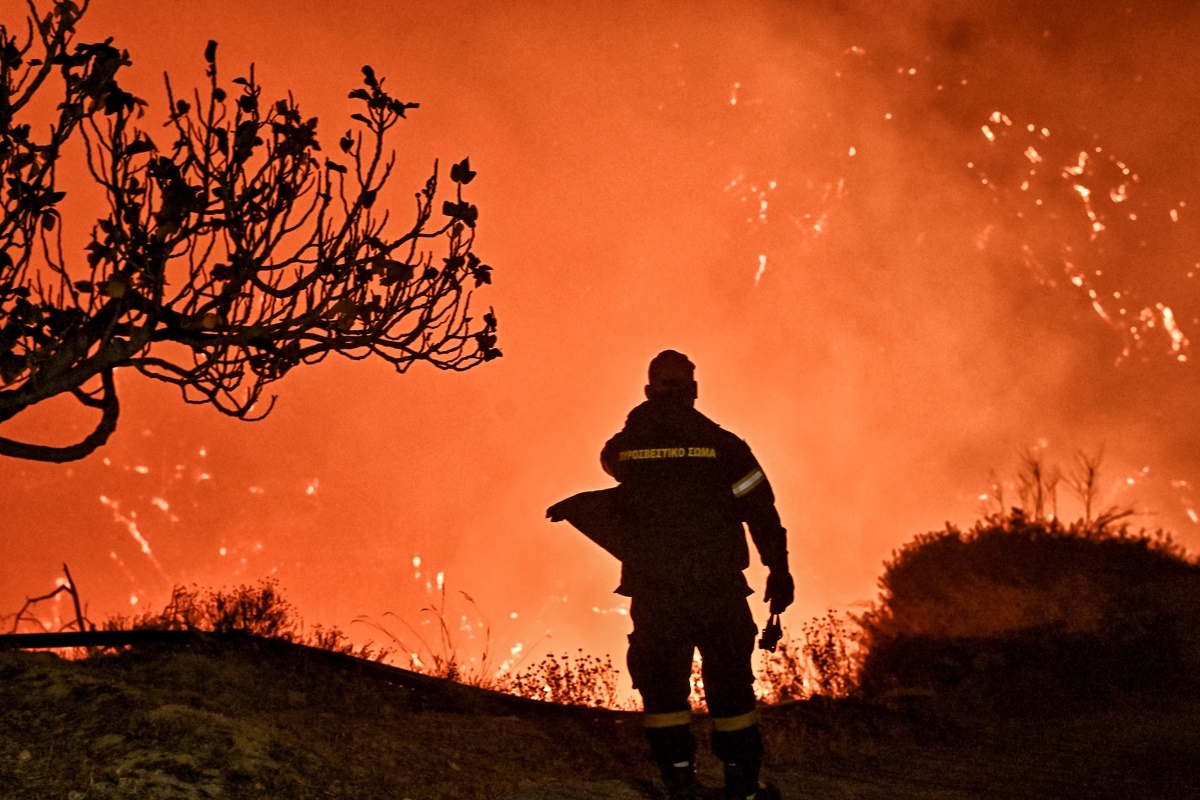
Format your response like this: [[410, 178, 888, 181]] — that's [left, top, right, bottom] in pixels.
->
[[711, 709, 758, 732], [644, 710, 692, 729]]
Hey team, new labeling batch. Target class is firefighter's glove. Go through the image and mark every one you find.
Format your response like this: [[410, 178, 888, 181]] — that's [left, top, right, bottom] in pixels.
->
[[764, 569, 794, 615]]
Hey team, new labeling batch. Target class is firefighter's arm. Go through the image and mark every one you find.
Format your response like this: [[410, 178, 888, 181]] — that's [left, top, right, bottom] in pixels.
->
[[731, 447, 793, 613], [600, 435, 625, 482], [740, 478, 789, 573], [749, 503, 794, 614]]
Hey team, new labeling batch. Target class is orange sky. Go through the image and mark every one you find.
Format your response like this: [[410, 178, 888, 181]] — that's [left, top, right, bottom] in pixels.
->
[[3, 0, 1200, 679]]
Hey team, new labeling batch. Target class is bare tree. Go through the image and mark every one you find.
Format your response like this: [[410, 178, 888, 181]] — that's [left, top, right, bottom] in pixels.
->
[[1065, 447, 1134, 533], [1017, 449, 1060, 522], [0, 1, 499, 462], [1068, 448, 1104, 525], [5, 562, 90, 634], [979, 467, 1006, 517]]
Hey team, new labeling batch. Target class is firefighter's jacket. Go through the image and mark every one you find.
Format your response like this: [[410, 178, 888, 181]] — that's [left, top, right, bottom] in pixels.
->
[[596, 398, 787, 598]]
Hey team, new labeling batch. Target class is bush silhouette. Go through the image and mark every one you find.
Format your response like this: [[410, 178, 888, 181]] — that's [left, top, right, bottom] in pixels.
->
[[858, 510, 1200, 705], [106, 579, 391, 660]]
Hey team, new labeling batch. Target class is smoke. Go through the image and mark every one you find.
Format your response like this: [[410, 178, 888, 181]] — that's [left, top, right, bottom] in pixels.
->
[[3, 0, 1199, 677]]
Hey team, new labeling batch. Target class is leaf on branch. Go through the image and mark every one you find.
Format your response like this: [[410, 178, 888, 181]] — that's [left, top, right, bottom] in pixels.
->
[[339, 131, 353, 153], [103, 87, 136, 116], [2, 41, 23, 71], [125, 137, 156, 157], [73, 280, 94, 293], [213, 87, 226, 102], [324, 159, 347, 175], [362, 65, 378, 89], [381, 261, 414, 285], [388, 99, 419, 118], [330, 298, 357, 332], [204, 40, 218, 64], [10, 151, 37, 170], [441, 201, 478, 228], [174, 99, 191, 117], [104, 278, 128, 299], [233, 121, 262, 164], [41, 211, 58, 231], [0, 353, 26, 384], [360, 189, 376, 208], [86, 241, 113, 268], [476, 332, 501, 361], [348, 89, 370, 102], [449, 158, 476, 185]]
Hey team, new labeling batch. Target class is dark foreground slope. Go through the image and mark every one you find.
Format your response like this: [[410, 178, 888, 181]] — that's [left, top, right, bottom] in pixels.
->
[[2, 638, 1199, 799]]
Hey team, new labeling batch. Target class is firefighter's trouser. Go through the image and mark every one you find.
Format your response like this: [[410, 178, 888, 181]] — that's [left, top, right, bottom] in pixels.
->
[[627, 589, 763, 777]]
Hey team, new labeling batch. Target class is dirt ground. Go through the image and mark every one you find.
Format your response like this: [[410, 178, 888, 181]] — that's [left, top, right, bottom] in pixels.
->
[[2, 638, 1198, 799]]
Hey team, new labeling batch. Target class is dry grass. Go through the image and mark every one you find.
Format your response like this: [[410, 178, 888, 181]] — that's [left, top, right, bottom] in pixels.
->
[[0, 638, 651, 800]]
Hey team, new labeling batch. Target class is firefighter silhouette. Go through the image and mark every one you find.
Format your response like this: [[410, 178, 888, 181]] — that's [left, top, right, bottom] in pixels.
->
[[548, 350, 792, 800]]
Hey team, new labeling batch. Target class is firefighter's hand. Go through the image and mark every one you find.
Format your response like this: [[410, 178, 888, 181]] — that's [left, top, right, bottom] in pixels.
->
[[546, 502, 566, 522], [764, 569, 794, 615]]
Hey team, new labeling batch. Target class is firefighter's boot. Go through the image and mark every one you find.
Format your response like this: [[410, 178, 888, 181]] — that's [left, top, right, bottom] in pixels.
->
[[712, 720, 771, 799], [722, 761, 781, 800], [645, 722, 697, 800], [658, 760, 698, 800]]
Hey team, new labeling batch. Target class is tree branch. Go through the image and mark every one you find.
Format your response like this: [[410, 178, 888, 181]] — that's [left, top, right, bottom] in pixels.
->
[[0, 369, 119, 461]]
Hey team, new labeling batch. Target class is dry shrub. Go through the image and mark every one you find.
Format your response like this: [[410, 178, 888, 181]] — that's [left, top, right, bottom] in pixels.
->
[[757, 612, 858, 703], [498, 649, 623, 708], [106, 579, 391, 660]]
